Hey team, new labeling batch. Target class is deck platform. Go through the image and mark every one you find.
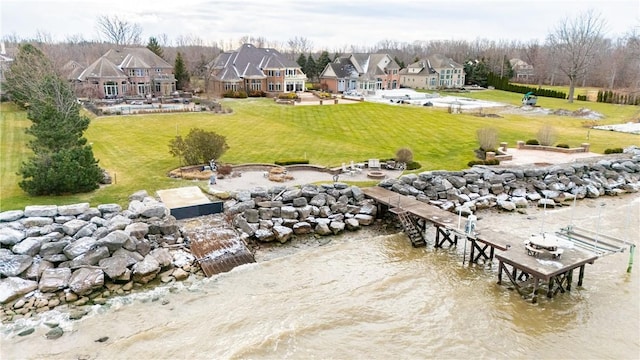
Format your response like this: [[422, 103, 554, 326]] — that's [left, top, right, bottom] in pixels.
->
[[362, 187, 462, 248], [467, 229, 513, 264], [496, 244, 597, 303]]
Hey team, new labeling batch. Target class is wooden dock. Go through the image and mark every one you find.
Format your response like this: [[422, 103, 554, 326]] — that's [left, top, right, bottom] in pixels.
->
[[362, 186, 601, 303], [362, 187, 462, 248], [496, 244, 597, 303]]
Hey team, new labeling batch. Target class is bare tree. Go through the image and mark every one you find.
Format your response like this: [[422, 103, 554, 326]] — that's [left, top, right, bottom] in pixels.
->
[[546, 10, 606, 102], [96, 15, 142, 46], [287, 36, 313, 60]]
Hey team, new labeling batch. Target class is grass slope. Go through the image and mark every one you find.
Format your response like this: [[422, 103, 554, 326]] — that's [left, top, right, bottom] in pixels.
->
[[1, 90, 638, 210]]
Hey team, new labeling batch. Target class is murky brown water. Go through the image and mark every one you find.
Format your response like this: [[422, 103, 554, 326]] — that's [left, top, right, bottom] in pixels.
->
[[2, 195, 638, 359]]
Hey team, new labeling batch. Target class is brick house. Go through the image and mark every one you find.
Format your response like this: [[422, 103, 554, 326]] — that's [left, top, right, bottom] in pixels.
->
[[319, 53, 401, 94], [75, 47, 176, 99], [208, 44, 306, 97]]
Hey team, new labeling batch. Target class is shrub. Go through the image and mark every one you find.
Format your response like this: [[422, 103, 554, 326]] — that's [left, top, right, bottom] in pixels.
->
[[467, 159, 500, 167], [278, 93, 298, 100], [405, 161, 421, 170], [216, 164, 232, 176], [248, 90, 266, 97], [169, 128, 229, 166], [604, 148, 623, 154], [275, 159, 309, 165], [526, 139, 540, 145], [556, 143, 570, 148], [223, 90, 248, 98], [476, 127, 498, 151], [537, 125, 557, 146], [395, 148, 414, 164]]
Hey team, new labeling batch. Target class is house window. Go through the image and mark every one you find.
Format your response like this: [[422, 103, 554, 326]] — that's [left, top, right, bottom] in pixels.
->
[[104, 82, 118, 97], [250, 79, 261, 91], [155, 83, 161, 92], [285, 68, 297, 77], [224, 83, 238, 91], [275, 82, 281, 91], [137, 82, 146, 95], [128, 69, 135, 76], [156, 68, 162, 73]]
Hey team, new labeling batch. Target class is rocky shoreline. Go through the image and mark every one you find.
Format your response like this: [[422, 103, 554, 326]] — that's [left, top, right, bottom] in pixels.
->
[[1, 148, 639, 338]]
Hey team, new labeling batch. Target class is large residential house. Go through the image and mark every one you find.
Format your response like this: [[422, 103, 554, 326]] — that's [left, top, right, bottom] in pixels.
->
[[399, 54, 465, 89], [510, 58, 535, 82], [208, 44, 306, 97], [319, 53, 400, 94], [75, 47, 175, 99]]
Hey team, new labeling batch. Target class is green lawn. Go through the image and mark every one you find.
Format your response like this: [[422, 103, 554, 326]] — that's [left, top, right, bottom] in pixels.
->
[[1, 90, 638, 210]]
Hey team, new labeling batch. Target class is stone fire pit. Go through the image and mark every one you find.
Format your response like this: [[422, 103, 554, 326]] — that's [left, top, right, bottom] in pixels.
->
[[367, 171, 386, 179]]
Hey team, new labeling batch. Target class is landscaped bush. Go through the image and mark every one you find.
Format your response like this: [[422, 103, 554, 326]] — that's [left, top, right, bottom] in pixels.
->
[[216, 164, 232, 176], [223, 90, 248, 98], [405, 161, 421, 170], [467, 159, 500, 167], [526, 139, 540, 145], [395, 148, 414, 164], [275, 159, 309, 165], [576, 95, 587, 101], [604, 148, 624, 154], [537, 125, 557, 146], [476, 127, 498, 152], [278, 93, 298, 100], [556, 143, 570, 148], [248, 90, 266, 97]]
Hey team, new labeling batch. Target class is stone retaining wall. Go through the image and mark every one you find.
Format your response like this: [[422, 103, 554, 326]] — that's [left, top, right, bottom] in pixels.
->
[[377, 150, 640, 215]]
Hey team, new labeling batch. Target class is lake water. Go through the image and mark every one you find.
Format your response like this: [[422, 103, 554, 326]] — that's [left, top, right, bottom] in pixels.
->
[[2, 195, 638, 359]]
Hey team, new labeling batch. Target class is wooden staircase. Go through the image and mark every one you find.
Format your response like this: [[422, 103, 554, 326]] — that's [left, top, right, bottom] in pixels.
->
[[392, 208, 426, 247]]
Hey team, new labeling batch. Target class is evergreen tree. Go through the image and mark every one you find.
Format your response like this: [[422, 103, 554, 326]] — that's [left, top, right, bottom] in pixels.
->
[[304, 54, 317, 81], [296, 53, 306, 69], [316, 51, 331, 77], [394, 56, 405, 69], [146, 37, 164, 59], [174, 52, 190, 90], [5, 44, 102, 196]]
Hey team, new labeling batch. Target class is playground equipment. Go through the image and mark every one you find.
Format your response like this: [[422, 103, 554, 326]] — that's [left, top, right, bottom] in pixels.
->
[[522, 91, 538, 106]]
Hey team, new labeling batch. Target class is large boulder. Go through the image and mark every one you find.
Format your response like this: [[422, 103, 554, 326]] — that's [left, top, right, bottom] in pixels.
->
[[98, 256, 129, 280], [98, 203, 122, 215], [24, 205, 58, 218], [96, 230, 130, 252], [69, 246, 110, 267], [0, 254, 33, 277], [58, 203, 90, 216], [0, 277, 38, 304], [0, 227, 26, 246], [132, 255, 161, 284], [62, 219, 89, 236], [63, 237, 96, 259], [272, 225, 293, 244], [0, 210, 24, 222], [292, 222, 312, 235], [69, 268, 104, 296], [149, 248, 172, 268], [125, 222, 150, 239], [355, 214, 375, 226], [254, 228, 275, 242], [39, 268, 72, 292], [12, 237, 46, 257]]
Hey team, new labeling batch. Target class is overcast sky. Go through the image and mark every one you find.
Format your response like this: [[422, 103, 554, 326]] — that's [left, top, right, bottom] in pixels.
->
[[2, 0, 639, 50]]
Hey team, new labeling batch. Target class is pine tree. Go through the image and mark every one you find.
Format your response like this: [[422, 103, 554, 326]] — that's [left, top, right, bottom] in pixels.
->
[[147, 37, 164, 59], [296, 53, 306, 69], [316, 51, 332, 77], [304, 54, 317, 81], [6, 44, 102, 196], [174, 52, 190, 90]]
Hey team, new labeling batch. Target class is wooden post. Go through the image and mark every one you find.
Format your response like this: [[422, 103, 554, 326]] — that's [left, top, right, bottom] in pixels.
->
[[627, 244, 635, 273], [567, 269, 574, 291], [532, 278, 539, 303], [497, 261, 503, 284], [578, 265, 586, 286]]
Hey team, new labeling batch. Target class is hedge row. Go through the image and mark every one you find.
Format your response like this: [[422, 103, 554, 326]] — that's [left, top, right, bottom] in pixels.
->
[[487, 73, 567, 99]]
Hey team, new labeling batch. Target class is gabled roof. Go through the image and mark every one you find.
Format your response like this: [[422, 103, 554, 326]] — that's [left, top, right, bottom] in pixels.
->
[[322, 57, 358, 79], [424, 54, 463, 69], [103, 47, 172, 69], [62, 60, 86, 81], [211, 43, 303, 81], [329, 53, 400, 80], [77, 56, 127, 81]]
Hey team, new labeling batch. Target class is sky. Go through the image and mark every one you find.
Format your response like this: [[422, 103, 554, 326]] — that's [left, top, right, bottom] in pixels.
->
[[1, 0, 639, 50]]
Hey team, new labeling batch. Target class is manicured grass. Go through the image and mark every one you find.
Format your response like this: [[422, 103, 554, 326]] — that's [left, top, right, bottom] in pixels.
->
[[1, 90, 638, 210]]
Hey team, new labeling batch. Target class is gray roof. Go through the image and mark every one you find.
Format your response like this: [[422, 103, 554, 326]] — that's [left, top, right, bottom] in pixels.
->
[[424, 54, 463, 69], [77, 56, 127, 81], [104, 48, 172, 69], [212, 43, 302, 81], [328, 53, 400, 80]]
